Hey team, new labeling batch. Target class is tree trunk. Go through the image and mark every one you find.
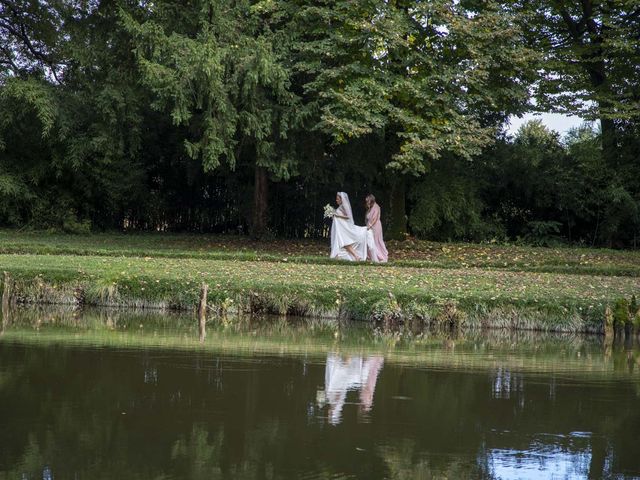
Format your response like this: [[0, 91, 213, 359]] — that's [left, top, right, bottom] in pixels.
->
[[589, 61, 618, 167], [559, 2, 618, 168], [387, 176, 407, 240], [252, 165, 269, 239], [599, 115, 618, 168]]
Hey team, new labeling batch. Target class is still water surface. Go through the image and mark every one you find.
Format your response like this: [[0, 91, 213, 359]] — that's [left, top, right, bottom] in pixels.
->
[[0, 308, 639, 479]]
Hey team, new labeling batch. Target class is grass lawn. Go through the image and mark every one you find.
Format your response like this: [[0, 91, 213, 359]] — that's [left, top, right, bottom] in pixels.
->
[[1, 231, 639, 332], [1, 230, 639, 276]]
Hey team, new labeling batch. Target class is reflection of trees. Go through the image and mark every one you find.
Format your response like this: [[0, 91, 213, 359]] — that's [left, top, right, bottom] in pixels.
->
[[0, 346, 142, 479], [0, 433, 50, 480], [370, 362, 640, 480], [0, 343, 318, 479], [1, 306, 198, 332], [379, 439, 492, 480], [171, 425, 224, 479]]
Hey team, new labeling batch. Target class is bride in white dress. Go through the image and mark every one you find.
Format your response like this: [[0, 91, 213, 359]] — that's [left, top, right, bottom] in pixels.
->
[[330, 192, 378, 262]]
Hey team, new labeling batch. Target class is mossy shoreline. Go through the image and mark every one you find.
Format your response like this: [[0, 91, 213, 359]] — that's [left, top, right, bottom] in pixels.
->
[[2, 259, 638, 334], [1, 232, 639, 335]]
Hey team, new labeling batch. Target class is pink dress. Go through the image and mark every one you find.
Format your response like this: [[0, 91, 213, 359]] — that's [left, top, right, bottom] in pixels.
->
[[366, 203, 388, 262]]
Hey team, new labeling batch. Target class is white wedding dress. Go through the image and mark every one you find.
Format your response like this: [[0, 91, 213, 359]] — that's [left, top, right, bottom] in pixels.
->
[[330, 192, 378, 262]]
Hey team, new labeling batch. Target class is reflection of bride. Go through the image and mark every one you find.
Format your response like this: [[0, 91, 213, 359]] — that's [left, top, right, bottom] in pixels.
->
[[319, 354, 384, 425], [330, 192, 378, 262]]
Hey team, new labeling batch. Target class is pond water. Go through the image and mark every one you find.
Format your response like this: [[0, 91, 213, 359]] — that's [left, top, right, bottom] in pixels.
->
[[0, 308, 639, 479]]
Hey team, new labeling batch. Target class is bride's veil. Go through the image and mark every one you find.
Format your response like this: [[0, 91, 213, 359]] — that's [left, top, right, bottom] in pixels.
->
[[338, 192, 355, 225]]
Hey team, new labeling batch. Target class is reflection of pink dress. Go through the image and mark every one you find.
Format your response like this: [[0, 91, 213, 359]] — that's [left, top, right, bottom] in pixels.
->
[[366, 204, 388, 263], [324, 355, 384, 425]]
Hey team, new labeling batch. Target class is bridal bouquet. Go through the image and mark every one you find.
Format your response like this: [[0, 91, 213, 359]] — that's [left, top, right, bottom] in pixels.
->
[[323, 204, 336, 219]]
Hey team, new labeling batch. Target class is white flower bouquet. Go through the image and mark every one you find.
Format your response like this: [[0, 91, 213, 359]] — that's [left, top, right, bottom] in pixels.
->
[[323, 204, 336, 219]]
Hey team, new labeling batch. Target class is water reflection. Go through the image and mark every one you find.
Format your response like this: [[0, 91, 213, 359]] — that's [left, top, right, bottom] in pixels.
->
[[489, 443, 591, 479], [1, 307, 640, 479], [317, 354, 384, 425], [492, 367, 524, 400]]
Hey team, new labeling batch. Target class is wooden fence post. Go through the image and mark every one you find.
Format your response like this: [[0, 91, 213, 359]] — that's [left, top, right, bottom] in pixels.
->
[[198, 283, 208, 343], [2, 272, 13, 330]]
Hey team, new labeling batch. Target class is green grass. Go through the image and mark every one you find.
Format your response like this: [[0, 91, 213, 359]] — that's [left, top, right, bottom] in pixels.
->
[[1, 231, 639, 333], [1, 230, 639, 276]]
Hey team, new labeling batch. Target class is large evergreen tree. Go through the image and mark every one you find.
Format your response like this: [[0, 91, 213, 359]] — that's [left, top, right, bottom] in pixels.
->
[[122, 0, 300, 237]]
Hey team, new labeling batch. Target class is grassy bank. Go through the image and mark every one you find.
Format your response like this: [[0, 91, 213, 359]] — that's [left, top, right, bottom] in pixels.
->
[[1, 232, 640, 333]]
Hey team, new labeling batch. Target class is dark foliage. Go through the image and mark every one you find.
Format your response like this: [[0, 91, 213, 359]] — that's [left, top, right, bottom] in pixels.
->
[[0, 0, 638, 246]]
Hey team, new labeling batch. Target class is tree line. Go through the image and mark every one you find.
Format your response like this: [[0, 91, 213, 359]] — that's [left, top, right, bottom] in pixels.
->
[[0, 0, 638, 246]]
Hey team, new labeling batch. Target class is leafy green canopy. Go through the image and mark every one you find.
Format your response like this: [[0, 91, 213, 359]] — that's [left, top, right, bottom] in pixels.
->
[[0, 1, 152, 229], [121, 0, 300, 179], [278, 0, 536, 174], [506, 0, 640, 122], [0, 0, 637, 246]]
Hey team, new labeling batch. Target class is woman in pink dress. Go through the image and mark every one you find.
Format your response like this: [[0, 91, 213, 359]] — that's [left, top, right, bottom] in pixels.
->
[[365, 194, 388, 263]]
